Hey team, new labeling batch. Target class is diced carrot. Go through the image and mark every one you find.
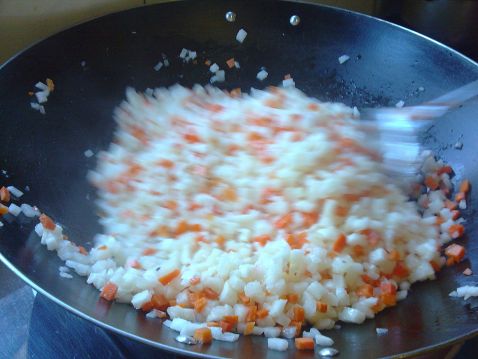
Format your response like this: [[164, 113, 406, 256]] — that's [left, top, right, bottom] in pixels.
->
[[189, 276, 201, 285], [307, 103, 319, 111], [335, 205, 348, 217], [455, 192, 465, 202], [361, 274, 380, 287], [39, 214, 56, 230], [150, 294, 169, 311], [236, 293, 249, 305], [188, 291, 204, 303], [256, 308, 269, 319], [163, 200, 177, 211], [380, 292, 397, 306], [169, 299, 177, 307], [352, 245, 364, 257], [78, 246, 88, 255], [216, 235, 225, 248], [445, 199, 458, 210], [356, 284, 374, 298], [28, 91, 34, 96], [223, 315, 239, 325], [430, 260, 442, 272], [184, 133, 201, 143], [244, 321, 255, 335], [253, 234, 271, 246], [448, 224, 465, 239], [159, 159, 174, 169], [188, 223, 202, 232], [159, 269, 180, 286], [219, 320, 234, 333], [424, 176, 440, 190], [371, 299, 385, 313], [332, 233, 347, 253], [100, 282, 117, 301], [194, 297, 208, 313], [360, 229, 381, 246], [293, 306, 305, 322], [207, 321, 220, 327], [98, 245, 108, 250], [460, 179, 470, 194], [437, 165, 453, 175], [203, 287, 219, 300], [194, 327, 212, 344], [246, 305, 257, 321], [130, 260, 142, 269], [175, 219, 189, 235], [388, 249, 401, 261], [295, 337, 314, 351], [392, 261, 410, 278], [451, 210, 461, 220], [287, 293, 299, 304], [0, 187, 10, 202], [316, 301, 328, 313], [264, 97, 284, 109], [222, 187, 237, 201], [46, 78, 55, 92], [0, 204, 8, 215], [226, 58, 235, 68], [435, 216, 446, 225], [275, 213, 293, 229], [142, 247, 157, 256], [445, 243, 465, 265]]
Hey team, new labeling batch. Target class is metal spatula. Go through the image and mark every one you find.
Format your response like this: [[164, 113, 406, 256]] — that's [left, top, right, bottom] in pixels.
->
[[359, 79, 478, 177]]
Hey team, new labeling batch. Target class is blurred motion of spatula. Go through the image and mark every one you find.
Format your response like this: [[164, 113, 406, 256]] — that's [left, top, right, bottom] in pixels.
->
[[359, 79, 478, 178]]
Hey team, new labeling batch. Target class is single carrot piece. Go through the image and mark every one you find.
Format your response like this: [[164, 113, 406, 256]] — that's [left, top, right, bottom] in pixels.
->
[[295, 337, 314, 350], [460, 179, 470, 193], [189, 276, 201, 285], [194, 327, 212, 344], [380, 292, 397, 306], [159, 159, 174, 169], [451, 210, 461, 220], [142, 248, 157, 256], [159, 269, 180, 286], [78, 246, 88, 255], [445, 243, 465, 265], [256, 308, 269, 319], [356, 284, 374, 298], [392, 261, 410, 278], [226, 58, 235, 68], [175, 219, 189, 235], [222, 187, 237, 201], [335, 205, 348, 217], [352, 245, 364, 257], [360, 229, 381, 246], [253, 234, 271, 246], [275, 213, 293, 229], [316, 301, 328, 313], [435, 216, 446, 225], [130, 260, 142, 269], [307, 103, 319, 111], [430, 260, 442, 272], [455, 192, 465, 202], [437, 165, 453, 175], [239, 292, 250, 304], [100, 282, 117, 301], [448, 224, 465, 239], [0, 187, 10, 202], [361, 274, 380, 287], [203, 287, 219, 300], [243, 321, 255, 335], [223, 315, 239, 325], [189, 223, 202, 232], [293, 306, 305, 322], [207, 321, 220, 327], [184, 133, 201, 143], [151, 293, 170, 311], [219, 320, 234, 333], [332, 233, 347, 253], [246, 305, 257, 321], [0, 204, 8, 215], [286, 293, 299, 304], [388, 249, 401, 261], [98, 245, 108, 250], [39, 214, 56, 230], [424, 176, 440, 190], [194, 297, 208, 313], [46, 78, 55, 92]]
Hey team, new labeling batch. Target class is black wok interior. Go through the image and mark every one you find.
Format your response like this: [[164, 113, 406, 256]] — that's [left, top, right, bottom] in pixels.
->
[[0, 0, 477, 358]]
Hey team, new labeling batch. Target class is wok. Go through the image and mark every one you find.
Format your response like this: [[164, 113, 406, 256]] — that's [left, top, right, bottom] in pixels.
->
[[0, 0, 477, 357]]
